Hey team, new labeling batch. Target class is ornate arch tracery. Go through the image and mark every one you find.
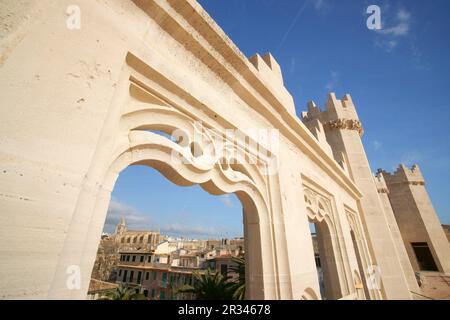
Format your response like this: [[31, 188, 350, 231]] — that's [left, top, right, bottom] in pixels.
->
[[94, 57, 282, 299]]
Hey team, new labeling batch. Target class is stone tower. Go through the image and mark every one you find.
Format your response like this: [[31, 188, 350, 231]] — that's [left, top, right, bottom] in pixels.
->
[[114, 217, 126, 236], [377, 165, 450, 273], [302, 93, 418, 299]]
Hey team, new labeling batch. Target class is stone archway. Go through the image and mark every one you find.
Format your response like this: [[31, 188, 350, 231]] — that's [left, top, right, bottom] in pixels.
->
[[46, 68, 282, 299], [346, 209, 382, 300], [304, 188, 345, 300], [308, 215, 343, 300], [2, 1, 391, 300]]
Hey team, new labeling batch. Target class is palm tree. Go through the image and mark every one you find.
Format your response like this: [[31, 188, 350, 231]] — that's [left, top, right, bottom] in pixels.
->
[[98, 283, 146, 300], [229, 256, 245, 300], [176, 269, 235, 300]]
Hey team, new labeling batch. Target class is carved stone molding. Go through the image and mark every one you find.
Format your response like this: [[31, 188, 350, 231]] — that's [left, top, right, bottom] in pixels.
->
[[324, 119, 364, 136], [384, 180, 425, 187], [303, 186, 332, 222], [377, 187, 388, 194]]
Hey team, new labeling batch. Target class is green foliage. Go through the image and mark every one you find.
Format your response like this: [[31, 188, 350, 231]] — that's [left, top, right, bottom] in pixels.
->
[[177, 256, 246, 300], [176, 269, 235, 300], [98, 283, 146, 300], [229, 256, 245, 300]]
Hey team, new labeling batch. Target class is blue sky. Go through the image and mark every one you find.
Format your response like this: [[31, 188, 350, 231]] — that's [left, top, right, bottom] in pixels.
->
[[104, 0, 450, 237]]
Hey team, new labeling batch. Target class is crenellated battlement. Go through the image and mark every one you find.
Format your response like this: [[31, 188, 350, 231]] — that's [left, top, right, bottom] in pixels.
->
[[301, 93, 363, 136], [248, 52, 295, 114], [325, 92, 359, 122], [301, 115, 333, 156], [301, 100, 322, 122], [374, 172, 389, 193], [249, 52, 284, 84], [377, 164, 425, 186]]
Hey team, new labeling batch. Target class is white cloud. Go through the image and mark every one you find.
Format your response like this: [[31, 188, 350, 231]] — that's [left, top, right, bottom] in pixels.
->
[[381, 8, 412, 37], [159, 223, 235, 238], [104, 198, 241, 239], [373, 140, 383, 151], [312, 0, 325, 11], [289, 58, 296, 74], [325, 70, 339, 91], [379, 22, 410, 37], [374, 39, 398, 52], [103, 198, 154, 234], [397, 8, 411, 21], [410, 42, 431, 71], [219, 194, 234, 208], [311, 0, 330, 12], [374, 7, 412, 52]]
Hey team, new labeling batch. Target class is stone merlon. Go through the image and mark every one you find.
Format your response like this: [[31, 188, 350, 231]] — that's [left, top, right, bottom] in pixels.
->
[[378, 164, 425, 186]]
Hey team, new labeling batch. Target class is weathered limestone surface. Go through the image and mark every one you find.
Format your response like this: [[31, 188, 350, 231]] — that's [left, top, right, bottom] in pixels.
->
[[302, 94, 418, 299], [379, 165, 450, 274], [373, 173, 420, 294], [1, 0, 447, 300]]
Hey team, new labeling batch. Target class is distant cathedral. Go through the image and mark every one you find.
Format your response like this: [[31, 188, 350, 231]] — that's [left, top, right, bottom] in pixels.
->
[[91, 218, 165, 281], [113, 217, 164, 248]]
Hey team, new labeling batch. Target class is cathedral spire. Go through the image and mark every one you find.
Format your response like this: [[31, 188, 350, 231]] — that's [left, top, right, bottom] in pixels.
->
[[115, 217, 126, 235]]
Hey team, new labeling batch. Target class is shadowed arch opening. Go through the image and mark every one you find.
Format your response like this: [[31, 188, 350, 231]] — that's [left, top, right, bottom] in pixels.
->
[[82, 129, 273, 300], [309, 217, 342, 300], [350, 230, 369, 299]]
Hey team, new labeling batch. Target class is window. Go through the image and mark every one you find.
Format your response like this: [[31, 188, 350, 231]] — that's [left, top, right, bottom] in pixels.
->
[[411, 242, 438, 271], [122, 270, 128, 282], [140, 236, 144, 243], [118, 269, 122, 277], [159, 290, 166, 300], [148, 256, 152, 263], [133, 237, 137, 243], [220, 264, 228, 275], [140, 255, 144, 263], [315, 254, 321, 268], [143, 290, 148, 297], [145, 272, 149, 280], [127, 237, 130, 243], [152, 271, 157, 280], [137, 271, 142, 283], [127, 255, 130, 262], [151, 289, 155, 298], [129, 271, 134, 282], [121, 237, 125, 243], [132, 255, 136, 262]]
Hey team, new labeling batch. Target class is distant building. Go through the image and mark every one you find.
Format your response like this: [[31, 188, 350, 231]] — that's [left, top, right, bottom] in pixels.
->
[[115, 247, 202, 300], [90, 218, 164, 282], [206, 256, 240, 279], [115, 238, 244, 300], [86, 279, 118, 300], [114, 217, 164, 249], [443, 224, 450, 243]]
